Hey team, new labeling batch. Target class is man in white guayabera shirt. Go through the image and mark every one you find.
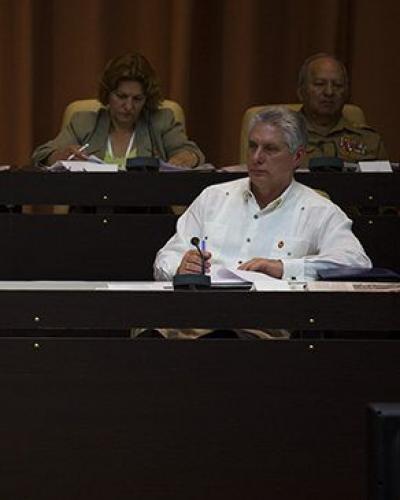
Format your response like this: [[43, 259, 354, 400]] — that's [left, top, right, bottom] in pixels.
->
[[152, 105, 371, 339]]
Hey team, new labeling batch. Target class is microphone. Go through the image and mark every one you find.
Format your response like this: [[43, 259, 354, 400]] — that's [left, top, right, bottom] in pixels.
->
[[172, 236, 211, 289], [190, 237, 205, 274], [125, 156, 159, 172]]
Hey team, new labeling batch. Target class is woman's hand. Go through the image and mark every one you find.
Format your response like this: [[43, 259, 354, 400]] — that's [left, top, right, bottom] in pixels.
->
[[47, 145, 89, 165], [168, 150, 199, 168]]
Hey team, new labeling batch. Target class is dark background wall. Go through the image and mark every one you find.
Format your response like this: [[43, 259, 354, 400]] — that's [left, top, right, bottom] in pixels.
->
[[0, 0, 399, 166]]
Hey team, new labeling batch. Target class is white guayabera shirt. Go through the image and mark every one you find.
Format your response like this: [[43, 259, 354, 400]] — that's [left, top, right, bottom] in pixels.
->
[[154, 178, 371, 282]]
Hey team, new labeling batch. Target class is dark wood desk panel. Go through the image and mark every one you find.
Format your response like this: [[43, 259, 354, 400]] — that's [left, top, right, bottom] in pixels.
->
[[0, 171, 242, 206], [0, 212, 398, 279], [0, 289, 398, 331], [0, 171, 398, 279], [353, 216, 400, 271], [296, 172, 399, 206], [0, 339, 399, 500], [0, 171, 398, 206], [0, 214, 176, 280]]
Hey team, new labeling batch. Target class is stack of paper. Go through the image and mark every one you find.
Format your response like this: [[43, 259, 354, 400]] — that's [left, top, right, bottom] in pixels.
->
[[49, 157, 118, 172], [211, 267, 305, 291]]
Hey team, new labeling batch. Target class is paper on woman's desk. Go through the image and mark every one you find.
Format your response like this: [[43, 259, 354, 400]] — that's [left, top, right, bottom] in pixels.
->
[[212, 267, 304, 290], [49, 157, 118, 172], [159, 161, 215, 172]]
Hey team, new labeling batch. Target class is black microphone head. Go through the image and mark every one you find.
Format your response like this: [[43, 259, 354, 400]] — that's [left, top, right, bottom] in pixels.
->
[[190, 236, 205, 274]]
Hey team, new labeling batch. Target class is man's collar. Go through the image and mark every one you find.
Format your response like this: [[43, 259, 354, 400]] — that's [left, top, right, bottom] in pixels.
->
[[243, 178, 295, 211]]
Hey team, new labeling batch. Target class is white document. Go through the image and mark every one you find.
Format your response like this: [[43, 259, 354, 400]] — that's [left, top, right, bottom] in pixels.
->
[[358, 161, 392, 173], [211, 267, 302, 291], [86, 154, 104, 164], [49, 160, 118, 172], [217, 164, 248, 173], [158, 161, 216, 172], [158, 161, 191, 172]]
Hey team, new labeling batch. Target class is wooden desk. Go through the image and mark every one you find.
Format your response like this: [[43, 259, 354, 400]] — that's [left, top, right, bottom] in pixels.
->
[[0, 172, 398, 499], [0, 170, 398, 206], [0, 337, 399, 500], [0, 287, 397, 332], [0, 171, 398, 279]]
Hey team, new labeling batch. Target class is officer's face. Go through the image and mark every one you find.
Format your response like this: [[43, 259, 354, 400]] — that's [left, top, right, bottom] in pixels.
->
[[300, 58, 347, 122], [247, 123, 303, 195]]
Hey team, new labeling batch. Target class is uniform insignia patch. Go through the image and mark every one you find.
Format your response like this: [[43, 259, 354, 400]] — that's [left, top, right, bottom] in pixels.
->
[[339, 136, 367, 155]]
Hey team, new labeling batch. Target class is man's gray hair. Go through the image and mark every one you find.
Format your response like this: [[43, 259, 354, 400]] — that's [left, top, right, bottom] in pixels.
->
[[249, 105, 308, 154]]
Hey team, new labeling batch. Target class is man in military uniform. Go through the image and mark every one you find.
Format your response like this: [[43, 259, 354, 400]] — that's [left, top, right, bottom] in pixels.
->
[[297, 53, 387, 166]]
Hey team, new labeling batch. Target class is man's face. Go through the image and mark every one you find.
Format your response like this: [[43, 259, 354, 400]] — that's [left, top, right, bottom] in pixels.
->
[[299, 57, 347, 121], [247, 122, 303, 193]]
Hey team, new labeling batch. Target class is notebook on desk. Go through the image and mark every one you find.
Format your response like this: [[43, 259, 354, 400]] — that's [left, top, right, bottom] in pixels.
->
[[318, 267, 400, 282]]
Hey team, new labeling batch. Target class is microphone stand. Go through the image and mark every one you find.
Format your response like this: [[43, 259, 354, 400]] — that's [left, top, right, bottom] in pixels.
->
[[172, 237, 211, 290]]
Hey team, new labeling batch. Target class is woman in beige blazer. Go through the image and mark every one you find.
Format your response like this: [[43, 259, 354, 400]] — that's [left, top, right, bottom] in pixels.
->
[[32, 52, 204, 169]]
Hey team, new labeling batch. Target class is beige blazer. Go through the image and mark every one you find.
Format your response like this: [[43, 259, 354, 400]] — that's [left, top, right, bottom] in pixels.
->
[[32, 107, 205, 166]]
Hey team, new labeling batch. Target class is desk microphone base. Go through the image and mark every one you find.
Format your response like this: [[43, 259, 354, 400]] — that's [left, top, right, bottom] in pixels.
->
[[173, 274, 211, 290]]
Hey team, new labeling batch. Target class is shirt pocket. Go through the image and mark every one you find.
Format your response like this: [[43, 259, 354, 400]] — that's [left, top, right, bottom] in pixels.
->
[[269, 237, 311, 259]]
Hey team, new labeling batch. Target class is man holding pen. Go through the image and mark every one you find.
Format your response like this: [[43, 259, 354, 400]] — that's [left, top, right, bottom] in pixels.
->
[[153, 106, 370, 339], [154, 106, 370, 284]]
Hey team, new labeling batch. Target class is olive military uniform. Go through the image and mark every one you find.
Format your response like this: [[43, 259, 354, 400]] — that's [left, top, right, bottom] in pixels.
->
[[301, 112, 387, 167], [300, 109, 396, 215]]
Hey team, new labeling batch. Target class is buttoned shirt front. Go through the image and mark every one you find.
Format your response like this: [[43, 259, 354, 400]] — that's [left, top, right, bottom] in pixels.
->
[[154, 178, 371, 281]]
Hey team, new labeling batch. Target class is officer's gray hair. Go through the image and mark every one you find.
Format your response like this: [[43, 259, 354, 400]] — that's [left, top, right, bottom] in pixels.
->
[[297, 52, 349, 91], [249, 106, 308, 154]]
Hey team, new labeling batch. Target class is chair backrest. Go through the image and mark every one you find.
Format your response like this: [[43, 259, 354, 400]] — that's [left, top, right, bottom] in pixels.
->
[[61, 98, 186, 131], [239, 103, 367, 163]]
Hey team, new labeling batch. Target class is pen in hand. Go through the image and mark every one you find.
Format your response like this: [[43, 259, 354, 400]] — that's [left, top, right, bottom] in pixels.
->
[[67, 143, 89, 160], [200, 239, 208, 274]]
